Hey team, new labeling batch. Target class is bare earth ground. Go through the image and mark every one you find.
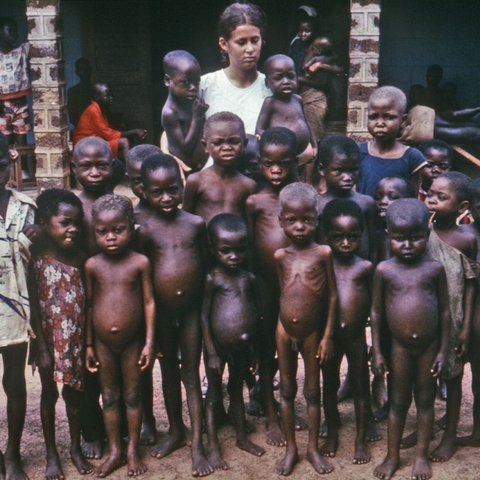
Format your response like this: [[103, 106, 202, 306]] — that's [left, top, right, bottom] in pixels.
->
[[0, 350, 477, 480]]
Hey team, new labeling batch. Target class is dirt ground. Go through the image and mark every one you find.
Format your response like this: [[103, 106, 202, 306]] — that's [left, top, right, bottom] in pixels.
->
[[0, 351, 477, 480]]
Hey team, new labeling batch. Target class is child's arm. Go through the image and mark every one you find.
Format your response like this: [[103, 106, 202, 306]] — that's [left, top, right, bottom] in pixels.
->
[[162, 99, 209, 158], [364, 198, 378, 263], [182, 175, 199, 214], [138, 257, 156, 371], [84, 262, 99, 373], [255, 97, 274, 139], [250, 274, 264, 374], [370, 265, 388, 377], [316, 248, 337, 364]]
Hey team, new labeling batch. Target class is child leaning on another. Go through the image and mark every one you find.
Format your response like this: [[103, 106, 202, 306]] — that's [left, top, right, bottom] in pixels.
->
[[28, 189, 92, 479], [357, 86, 427, 199]]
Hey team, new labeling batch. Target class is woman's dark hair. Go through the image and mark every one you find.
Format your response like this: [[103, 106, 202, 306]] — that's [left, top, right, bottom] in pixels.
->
[[218, 2, 267, 40]]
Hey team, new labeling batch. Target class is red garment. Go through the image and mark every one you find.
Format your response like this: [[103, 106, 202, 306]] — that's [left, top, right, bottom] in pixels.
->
[[73, 101, 121, 157]]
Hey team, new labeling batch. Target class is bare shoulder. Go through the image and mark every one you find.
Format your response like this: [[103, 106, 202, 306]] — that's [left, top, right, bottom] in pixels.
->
[[129, 251, 151, 269], [185, 170, 204, 187], [316, 244, 332, 258], [356, 256, 374, 275], [178, 209, 205, 229], [274, 247, 287, 262], [239, 173, 257, 193], [85, 254, 104, 273], [352, 191, 376, 211], [261, 96, 275, 108], [292, 93, 303, 104], [317, 192, 334, 212]]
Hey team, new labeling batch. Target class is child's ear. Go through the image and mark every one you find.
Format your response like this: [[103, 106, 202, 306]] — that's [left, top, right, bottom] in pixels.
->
[[201, 138, 208, 153], [458, 200, 469, 215], [278, 214, 284, 227], [317, 162, 325, 177], [164, 74, 171, 87], [401, 113, 408, 130]]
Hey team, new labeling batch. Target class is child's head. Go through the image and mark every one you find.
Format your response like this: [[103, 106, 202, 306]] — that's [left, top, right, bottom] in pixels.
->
[[202, 112, 246, 166], [295, 6, 318, 44], [386, 198, 430, 262], [91, 194, 134, 256], [408, 84, 426, 107], [374, 176, 416, 219], [0, 17, 18, 48], [264, 55, 297, 99], [311, 37, 334, 56], [279, 182, 318, 243], [323, 198, 364, 259], [470, 178, 480, 224], [426, 172, 472, 221], [418, 140, 453, 190], [208, 213, 248, 271], [74, 57, 92, 82], [141, 153, 183, 215], [236, 134, 262, 182], [163, 50, 201, 101], [316, 135, 360, 194], [36, 188, 84, 250], [73, 137, 113, 193], [0, 132, 11, 190], [367, 86, 407, 141], [126, 144, 162, 200]]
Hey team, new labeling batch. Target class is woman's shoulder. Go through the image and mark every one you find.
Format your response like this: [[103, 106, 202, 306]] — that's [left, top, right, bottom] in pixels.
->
[[201, 69, 225, 87]]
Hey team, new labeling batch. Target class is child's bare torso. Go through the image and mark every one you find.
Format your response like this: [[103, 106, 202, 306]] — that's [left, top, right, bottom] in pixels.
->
[[78, 193, 100, 257], [276, 244, 329, 340]]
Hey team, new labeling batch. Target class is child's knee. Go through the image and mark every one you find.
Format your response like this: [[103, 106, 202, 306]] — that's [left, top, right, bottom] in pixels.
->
[[280, 381, 297, 401], [101, 389, 121, 409], [303, 384, 320, 405], [123, 388, 142, 409], [180, 366, 200, 389], [42, 384, 59, 404], [3, 373, 26, 398]]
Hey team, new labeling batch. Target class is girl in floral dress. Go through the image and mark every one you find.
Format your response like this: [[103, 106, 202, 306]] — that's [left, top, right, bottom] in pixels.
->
[[28, 188, 93, 479]]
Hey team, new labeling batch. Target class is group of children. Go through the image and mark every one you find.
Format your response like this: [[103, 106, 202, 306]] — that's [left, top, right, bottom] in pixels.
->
[[1, 40, 480, 480]]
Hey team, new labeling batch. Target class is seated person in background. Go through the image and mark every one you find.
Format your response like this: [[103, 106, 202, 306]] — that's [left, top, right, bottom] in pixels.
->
[[422, 64, 444, 111], [73, 83, 147, 162], [67, 58, 94, 128]]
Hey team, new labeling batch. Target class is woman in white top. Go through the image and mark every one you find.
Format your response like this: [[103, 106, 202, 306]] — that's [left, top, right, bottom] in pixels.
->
[[201, 2, 272, 135]]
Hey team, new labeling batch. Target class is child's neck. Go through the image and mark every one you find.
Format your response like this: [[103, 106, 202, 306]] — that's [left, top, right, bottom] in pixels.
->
[[212, 162, 238, 177], [45, 242, 80, 267], [80, 188, 109, 201], [154, 206, 180, 221], [0, 44, 14, 54], [169, 93, 193, 110], [101, 248, 131, 262], [326, 185, 353, 198], [289, 237, 316, 251], [273, 93, 292, 103], [370, 138, 404, 157], [432, 214, 457, 231], [265, 175, 297, 195], [332, 252, 356, 266]]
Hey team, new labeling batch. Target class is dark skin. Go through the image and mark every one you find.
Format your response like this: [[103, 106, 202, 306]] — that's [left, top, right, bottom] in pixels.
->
[[183, 121, 257, 224], [28, 203, 93, 480], [274, 198, 337, 476], [137, 166, 213, 477], [371, 221, 450, 480], [85, 210, 155, 478], [201, 228, 265, 470], [322, 215, 377, 464], [424, 177, 477, 463], [245, 144, 298, 447], [419, 147, 451, 194], [126, 161, 153, 227], [162, 58, 209, 172]]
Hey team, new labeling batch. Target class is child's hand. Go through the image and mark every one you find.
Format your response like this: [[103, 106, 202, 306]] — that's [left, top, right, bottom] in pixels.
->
[[193, 98, 209, 117], [431, 352, 445, 377], [372, 352, 388, 378], [207, 352, 223, 375], [455, 330, 470, 358], [138, 344, 155, 371], [27, 324, 36, 339], [86, 346, 99, 373], [22, 224, 42, 242], [316, 337, 333, 364]]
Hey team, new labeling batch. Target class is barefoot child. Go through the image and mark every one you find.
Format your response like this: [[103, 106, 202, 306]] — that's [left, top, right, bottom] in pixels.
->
[[424, 172, 477, 463], [183, 112, 257, 224], [321, 198, 378, 464], [137, 153, 214, 477], [162, 50, 209, 177], [245, 127, 299, 446], [371, 198, 451, 480], [85, 195, 155, 477], [274, 182, 337, 476], [28, 189, 92, 478], [201, 213, 265, 469], [0, 132, 36, 479]]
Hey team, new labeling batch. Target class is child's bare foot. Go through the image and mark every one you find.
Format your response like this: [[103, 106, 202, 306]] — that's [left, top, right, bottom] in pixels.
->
[[429, 435, 457, 462], [126, 448, 147, 477], [265, 420, 286, 446], [366, 417, 383, 442], [457, 433, 480, 447], [207, 449, 228, 471], [92, 450, 126, 478], [373, 404, 389, 422], [191, 448, 214, 477], [5, 451, 29, 480], [70, 448, 93, 475], [306, 447, 334, 474], [353, 441, 370, 464], [236, 438, 265, 456], [320, 434, 339, 457], [151, 432, 186, 459], [372, 376, 388, 408], [44, 452, 64, 480], [140, 418, 157, 446], [373, 455, 398, 479], [275, 448, 298, 475], [412, 456, 432, 480], [82, 440, 103, 459], [294, 414, 307, 431]]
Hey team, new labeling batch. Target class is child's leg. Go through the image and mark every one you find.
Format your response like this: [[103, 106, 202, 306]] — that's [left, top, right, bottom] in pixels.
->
[[62, 385, 93, 475], [179, 307, 213, 477], [429, 370, 463, 462], [374, 340, 413, 480], [92, 339, 126, 478], [411, 341, 438, 480], [2, 343, 28, 480], [301, 331, 334, 475], [121, 336, 147, 476], [140, 366, 157, 445], [274, 322, 299, 476]]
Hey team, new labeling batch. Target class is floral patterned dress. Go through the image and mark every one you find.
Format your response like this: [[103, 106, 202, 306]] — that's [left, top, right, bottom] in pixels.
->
[[33, 254, 85, 391]]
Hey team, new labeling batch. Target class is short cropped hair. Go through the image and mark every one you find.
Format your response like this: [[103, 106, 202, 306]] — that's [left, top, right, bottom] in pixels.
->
[[91, 194, 134, 226], [259, 126, 298, 157], [36, 188, 84, 225], [203, 111, 245, 141], [436, 171, 473, 204], [0, 131, 9, 160], [140, 152, 181, 186], [73, 137, 112, 162], [163, 50, 199, 76], [75, 57, 91, 70], [375, 176, 417, 199], [279, 182, 317, 211], [207, 213, 247, 242], [369, 86, 407, 115], [323, 198, 364, 233], [126, 144, 162, 169], [418, 139, 453, 163], [264, 54, 294, 76], [316, 135, 360, 169], [386, 198, 430, 234]]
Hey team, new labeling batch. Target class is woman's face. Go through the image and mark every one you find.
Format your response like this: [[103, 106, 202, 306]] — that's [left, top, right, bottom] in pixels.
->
[[219, 24, 262, 72]]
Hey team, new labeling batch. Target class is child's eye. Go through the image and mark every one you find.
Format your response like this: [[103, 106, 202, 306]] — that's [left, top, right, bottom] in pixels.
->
[[219, 248, 230, 254], [349, 235, 360, 241], [262, 162, 272, 168], [281, 162, 291, 168]]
